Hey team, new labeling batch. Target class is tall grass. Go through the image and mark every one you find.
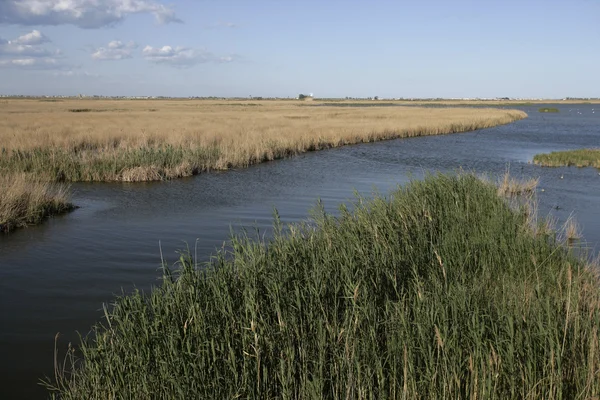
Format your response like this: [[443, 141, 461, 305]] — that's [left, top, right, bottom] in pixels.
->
[[0, 100, 527, 182], [496, 170, 539, 197], [45, 174, 600, 399], [0, 174, 74, 233], [533, 149, 600, 169]]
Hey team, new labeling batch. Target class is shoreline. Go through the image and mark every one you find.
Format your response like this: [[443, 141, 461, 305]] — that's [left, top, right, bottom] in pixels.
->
[[0, 101, 527, 232]]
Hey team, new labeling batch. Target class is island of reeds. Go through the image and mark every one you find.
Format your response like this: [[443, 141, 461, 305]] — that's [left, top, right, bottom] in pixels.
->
[[0, 99, 527, 231], [45, 173, 600, 399], [534, 148, 600, 169]]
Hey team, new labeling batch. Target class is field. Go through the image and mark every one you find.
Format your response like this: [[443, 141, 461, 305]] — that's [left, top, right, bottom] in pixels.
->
[[534, 149, 600, 169], [45, 173, 600, 399], [0, 99, 527, 182]]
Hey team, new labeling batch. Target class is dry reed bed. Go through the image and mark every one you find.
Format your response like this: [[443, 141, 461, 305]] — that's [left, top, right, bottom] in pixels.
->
[[496, 171, 539, 197], [0, 99, 527, 182], [0, 174, 73, 233]]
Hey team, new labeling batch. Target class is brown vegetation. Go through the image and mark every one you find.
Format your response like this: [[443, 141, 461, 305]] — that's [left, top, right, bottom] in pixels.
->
[[0, 99, 527, 182], [0, 174, 73, 233], [496, 171, 539, 197]]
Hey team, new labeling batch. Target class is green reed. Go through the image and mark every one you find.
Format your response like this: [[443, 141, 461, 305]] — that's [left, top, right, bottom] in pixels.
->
[[534, 148, 600, 169], [45, 174, 600, 399], [0, 145, 222, 182]]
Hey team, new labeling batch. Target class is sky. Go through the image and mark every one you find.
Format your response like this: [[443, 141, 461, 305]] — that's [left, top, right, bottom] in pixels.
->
[[0, 0, 598, 98]]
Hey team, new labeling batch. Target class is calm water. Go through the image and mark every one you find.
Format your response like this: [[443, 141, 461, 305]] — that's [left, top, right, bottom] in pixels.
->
[[1, 104, 599, 399]]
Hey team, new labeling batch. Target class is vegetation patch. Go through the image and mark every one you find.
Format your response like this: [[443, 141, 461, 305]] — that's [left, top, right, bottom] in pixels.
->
[[68, 108, 127, 113], [539, 107, 560, 113], [0, 145, 222, 182], [533, 148, 600, 169], [0, 174, 75, 233], [283, 115, 310, 119], [0, 100, 527, 183], [496, 171, 539, 197], [45, 174, 600, 399]]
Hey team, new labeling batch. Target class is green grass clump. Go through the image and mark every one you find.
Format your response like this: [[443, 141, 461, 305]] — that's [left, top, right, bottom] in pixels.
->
[[539, 107, 560, 113], [46, 174, 600, 399], [534, 148, 600, 169], [0, 145, 222, 182]]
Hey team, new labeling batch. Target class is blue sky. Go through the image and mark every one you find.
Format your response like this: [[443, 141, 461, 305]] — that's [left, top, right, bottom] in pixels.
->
[[0, 0, 598, 98]]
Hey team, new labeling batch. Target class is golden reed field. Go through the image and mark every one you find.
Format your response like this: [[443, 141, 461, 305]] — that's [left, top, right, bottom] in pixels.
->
[[0, 99, 527, 230]]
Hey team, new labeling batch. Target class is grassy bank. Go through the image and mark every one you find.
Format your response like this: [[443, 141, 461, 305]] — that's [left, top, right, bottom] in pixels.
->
[[534, 149, 600, 169], [0, 100, 526, 182], [0, 175, 74, 233], [46, 174, 600, 399]]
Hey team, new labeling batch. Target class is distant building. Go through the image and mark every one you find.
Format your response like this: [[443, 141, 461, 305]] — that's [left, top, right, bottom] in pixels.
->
[[297, 93, 314, 101]]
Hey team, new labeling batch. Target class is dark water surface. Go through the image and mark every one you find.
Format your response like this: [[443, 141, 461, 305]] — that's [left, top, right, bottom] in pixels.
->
[[1, 104, 599, 399]]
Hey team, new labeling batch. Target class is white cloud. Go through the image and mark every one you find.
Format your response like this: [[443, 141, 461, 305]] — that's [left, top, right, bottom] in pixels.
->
[[12, 30, 50, 45], [142, 45, 198, 66], [142, 45, 238, 67], [91, 40, 137, 60], [0, 30, 66, 69], [0, 57, 63, 69], [53, 70, 100, 78], [0, 0, 181, 29], [0, 42, 57, 57], [0, 30, 56, 57]]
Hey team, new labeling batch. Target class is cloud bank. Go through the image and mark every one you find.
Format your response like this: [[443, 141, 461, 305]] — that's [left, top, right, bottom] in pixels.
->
[[0, 58, 62, 68], [0, 30, 65, 69], [92, 40, 138, 60], [0, 0, 181, 28], [12, 30, 51, 45], [142, 45, 237, 67]]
